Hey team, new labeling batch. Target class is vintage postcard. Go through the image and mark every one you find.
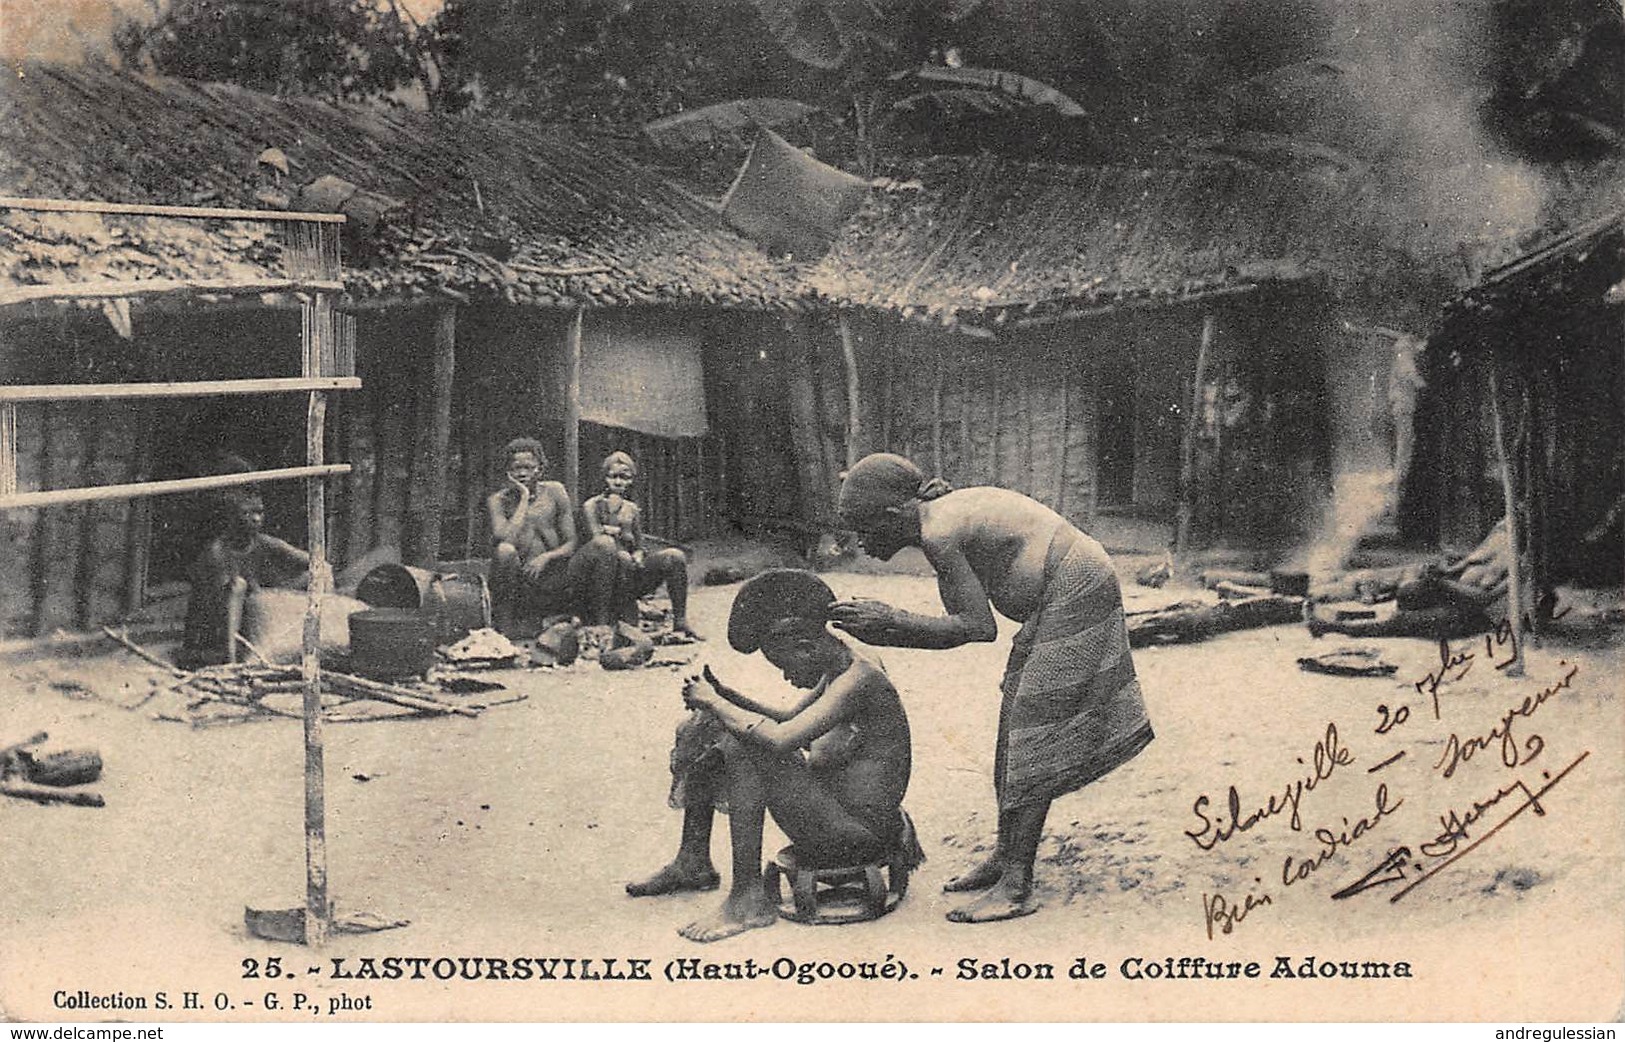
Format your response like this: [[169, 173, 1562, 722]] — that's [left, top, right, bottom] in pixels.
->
[[1, 0, 1621, 1026]]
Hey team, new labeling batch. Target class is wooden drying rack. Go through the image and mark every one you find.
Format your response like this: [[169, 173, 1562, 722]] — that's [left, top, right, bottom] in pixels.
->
[[0, 196, 358, 944]]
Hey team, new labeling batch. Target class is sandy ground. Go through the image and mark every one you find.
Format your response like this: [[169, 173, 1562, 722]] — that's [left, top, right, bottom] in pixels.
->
[[2, 562, 1621, 1023]]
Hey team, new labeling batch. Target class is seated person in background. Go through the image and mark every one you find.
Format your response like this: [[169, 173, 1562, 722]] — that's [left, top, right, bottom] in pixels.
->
[[625, 570, 920, 943], [578, 451, 700, 639], [1306, 519, 1511, 640], [178, 489, 309, 669], [487, 437, 581, 635]]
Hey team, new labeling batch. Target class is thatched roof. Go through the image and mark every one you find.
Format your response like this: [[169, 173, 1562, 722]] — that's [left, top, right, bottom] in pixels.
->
[[0, 63, 802, 310], [807, 152, 1625, 327], [1440, 208, 1625, 337], [4, 63, 1620, 330]]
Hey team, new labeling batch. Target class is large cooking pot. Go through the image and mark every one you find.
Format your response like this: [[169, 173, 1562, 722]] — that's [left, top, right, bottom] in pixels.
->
[[355, 564, 491, 643], [347, 608, 436, 680]]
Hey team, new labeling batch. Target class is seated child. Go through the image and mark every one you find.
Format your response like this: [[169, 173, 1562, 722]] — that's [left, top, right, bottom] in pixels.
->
[[625, 569, 921, 942], [177, 489, 309, 669], [487, 437, 582, 634], [579, 451, 700, 639]]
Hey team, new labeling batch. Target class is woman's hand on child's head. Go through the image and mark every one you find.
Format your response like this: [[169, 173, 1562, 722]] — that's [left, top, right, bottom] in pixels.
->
[[829, 598, 897, 642]]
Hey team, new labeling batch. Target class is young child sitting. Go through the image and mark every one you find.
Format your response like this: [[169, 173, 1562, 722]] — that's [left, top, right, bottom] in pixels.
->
[[625, 569, 921, 942], [177, 489, 309, 669], [579, 451, 700, 640]]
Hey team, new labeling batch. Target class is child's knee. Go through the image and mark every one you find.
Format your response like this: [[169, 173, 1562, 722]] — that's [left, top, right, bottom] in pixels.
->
[[493, 542, 519, 565]]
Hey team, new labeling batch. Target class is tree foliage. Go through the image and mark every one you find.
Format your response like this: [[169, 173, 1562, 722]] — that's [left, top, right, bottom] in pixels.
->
[[427, 0, 797, 122], [105, 0, 1620, 166], [114, 0, 432, 104]]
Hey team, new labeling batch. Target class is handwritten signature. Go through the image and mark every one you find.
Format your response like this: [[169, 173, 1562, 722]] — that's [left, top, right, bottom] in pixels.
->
[[1332, 751, 1589, 902]]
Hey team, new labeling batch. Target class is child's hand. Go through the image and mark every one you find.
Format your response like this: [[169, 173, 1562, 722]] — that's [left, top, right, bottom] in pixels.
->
[[682, 673, 713, 709]]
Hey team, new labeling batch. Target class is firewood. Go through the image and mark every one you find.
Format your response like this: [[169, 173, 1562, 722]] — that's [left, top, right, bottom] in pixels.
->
[[1200, 569, 1272, 590], [102, 626, 187, 676], [22, 749, 102, 787], [1, 731, 49, 761], [1, 781, 104, 807], [1213, 580, 1271, 601], [323, 671, 478, 718]]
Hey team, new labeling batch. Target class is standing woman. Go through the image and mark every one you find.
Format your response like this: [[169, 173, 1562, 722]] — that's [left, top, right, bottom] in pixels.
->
[[829, 453, 1153, 922]]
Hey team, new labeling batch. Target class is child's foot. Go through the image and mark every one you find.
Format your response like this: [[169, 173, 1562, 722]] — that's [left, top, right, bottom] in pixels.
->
[[946, 874, 1039, 923], [943, 856, 1003, 893], [626, 859, 721, 897], [677, 890, 777, 943], [1302, 601, 1329, 638]]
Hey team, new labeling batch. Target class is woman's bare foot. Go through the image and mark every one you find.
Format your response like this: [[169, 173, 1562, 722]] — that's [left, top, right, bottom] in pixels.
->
[[625, 859, 720, 897], [672, 621, 704, 641], [943, 856, 1004, 893], [677, 890, 777, 942], [946, 873, 1039, 923]]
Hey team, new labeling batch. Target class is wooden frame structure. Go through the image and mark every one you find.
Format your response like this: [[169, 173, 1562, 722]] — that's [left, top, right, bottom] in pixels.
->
[[0, 197, 356, 945]]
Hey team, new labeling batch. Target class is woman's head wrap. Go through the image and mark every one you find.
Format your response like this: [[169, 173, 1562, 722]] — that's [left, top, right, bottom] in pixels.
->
[[837, 453, 952, 523], [727, 569, 835, 653]]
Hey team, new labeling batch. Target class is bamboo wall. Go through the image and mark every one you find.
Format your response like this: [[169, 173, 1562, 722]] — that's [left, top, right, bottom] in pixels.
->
[[875, 320, 1102, 525], [1, 303, 762, 638]]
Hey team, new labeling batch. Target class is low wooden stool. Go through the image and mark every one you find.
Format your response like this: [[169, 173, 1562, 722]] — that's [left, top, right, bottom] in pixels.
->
[[764, 845, 912, 925]]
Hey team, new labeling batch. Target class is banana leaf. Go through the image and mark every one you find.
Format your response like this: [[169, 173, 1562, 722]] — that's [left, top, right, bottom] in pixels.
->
[[644, 98, 822, 148]]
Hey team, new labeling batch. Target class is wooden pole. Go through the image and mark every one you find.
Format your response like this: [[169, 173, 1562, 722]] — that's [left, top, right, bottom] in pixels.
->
[[1487, 359, 1526, 676], [301, 387, 331, 944], [0, 464, 351, 511], [563, 308, 583, 503], [784, 330, 831, 526], [959, 364, 972, 482], [0, 377, 361, 403], [880, 331, 893, 453], [0, 195, 344, 223], [990, 364, 1002, 483], [0, 278, 345, 309], [1056, 368, 1071, 518], [1022, 370, 1034, 497], [300, 291, 332, 945], [461, 383, 484, 560], [838, 314, 861, 470], [931, 343, 944, 477], [1175, 313, 1216, 559], [408, 304, 456, 566], [122, 402, 155, 614]]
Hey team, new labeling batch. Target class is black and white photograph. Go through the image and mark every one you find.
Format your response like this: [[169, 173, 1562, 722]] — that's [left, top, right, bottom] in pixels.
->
[[1, 0, 1621, 1026]]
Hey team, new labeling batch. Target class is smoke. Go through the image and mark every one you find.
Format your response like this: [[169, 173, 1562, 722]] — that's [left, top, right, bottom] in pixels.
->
[[1285, 2, 1559, 574], [1297, 469, 1396, 576], [1318, 0, 1553, 261]]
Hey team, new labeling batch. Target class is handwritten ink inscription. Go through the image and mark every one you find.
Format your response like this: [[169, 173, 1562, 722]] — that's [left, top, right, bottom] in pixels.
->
[[1181, 619, 1590, 938]]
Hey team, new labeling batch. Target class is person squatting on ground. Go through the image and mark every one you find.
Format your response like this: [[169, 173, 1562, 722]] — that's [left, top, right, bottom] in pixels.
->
[[178, 489, 309, 669], [578, 451, 700, 639], [829, 452, 1154, 923], [626, 569, 921, 942], [486, 438, 585, 635]]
